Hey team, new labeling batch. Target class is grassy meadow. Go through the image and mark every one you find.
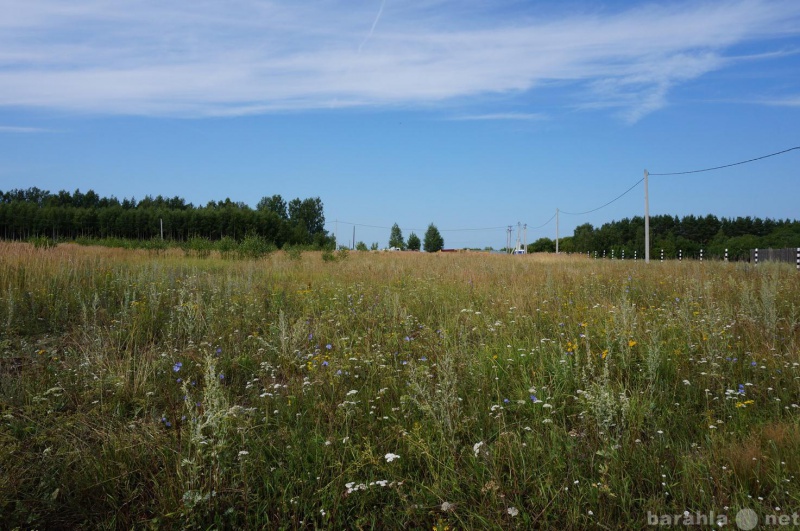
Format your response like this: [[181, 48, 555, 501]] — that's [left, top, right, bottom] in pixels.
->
[[1, 242, 799, 529]]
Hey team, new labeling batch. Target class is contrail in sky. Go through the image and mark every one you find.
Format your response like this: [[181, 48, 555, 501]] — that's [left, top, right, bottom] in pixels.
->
[[358, 0, 386, 53]]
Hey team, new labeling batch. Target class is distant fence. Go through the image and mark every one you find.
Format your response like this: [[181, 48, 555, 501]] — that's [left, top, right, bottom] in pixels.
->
[[750, 248, 800, 267]]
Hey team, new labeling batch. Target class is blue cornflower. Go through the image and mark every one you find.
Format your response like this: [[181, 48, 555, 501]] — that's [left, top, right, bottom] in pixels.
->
[[738, 384, 745, 395], [219, 373, 225, 380], [530, 395, 539, 403], [173, 361, 182, 372], [326, 344, 332, 350], [503, 398, 510, 404], [322, 360, 329, 367]]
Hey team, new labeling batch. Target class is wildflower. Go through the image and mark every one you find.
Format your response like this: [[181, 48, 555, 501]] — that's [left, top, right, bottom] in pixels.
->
[[321, 360, 329, 367], [384, 453, 400, 462], [628, 340, 637, 348], [441, 501, 455, 512], [173, 362, 182, 372], [346, 390, 358, 396], [473, 441, 484, 457], [326, 344, 332, 350], [601, 349, 608, 360], [507, 507, 519, 517], [219, 373, 225, 380], [530, 395, 539, 403]]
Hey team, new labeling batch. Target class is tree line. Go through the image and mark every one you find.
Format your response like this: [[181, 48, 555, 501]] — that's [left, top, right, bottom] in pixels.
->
[[529, 214, 800, 260], [0, 187, 333, 248]]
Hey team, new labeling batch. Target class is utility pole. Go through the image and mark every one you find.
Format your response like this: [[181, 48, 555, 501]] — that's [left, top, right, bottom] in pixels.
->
[[352, 225, 355, 250], [160, 218, 163, 240], [644, 170, 650, 264], [516, 222, 521, 252], [555, 208, 560, 254], [507, 226, 512, 253], [523, 223, 527, 252]]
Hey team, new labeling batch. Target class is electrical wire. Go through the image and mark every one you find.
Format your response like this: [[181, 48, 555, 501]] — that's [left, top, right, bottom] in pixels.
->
[[330, 220, 508, 233], [560, 178, 644, 216], [649, 146, 799, 176], [528, 211, 557, 229], [328, 145, 799, 234]]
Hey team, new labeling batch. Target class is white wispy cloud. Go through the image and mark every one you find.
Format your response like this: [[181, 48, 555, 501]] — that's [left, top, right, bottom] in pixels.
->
[[0, 125, 53, 133], [761, 96, 800, 107], [0, 0, 798, 120], [449, 113, 548, 121]]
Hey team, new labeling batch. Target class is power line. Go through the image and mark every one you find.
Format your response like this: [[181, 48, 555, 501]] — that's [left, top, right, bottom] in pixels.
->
[[529, 211, 557, 229], [649, 146, 800, 176], [560, 178, 644, 216], [329, 220, 507, 233], [328, 145, 799, 244]]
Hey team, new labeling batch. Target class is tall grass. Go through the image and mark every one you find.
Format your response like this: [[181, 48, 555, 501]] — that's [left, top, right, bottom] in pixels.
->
[[1, 242, 799, 528]]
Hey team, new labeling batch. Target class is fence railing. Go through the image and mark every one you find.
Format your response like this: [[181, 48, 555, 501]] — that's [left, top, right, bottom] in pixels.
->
[[750, 247, 800, 268]]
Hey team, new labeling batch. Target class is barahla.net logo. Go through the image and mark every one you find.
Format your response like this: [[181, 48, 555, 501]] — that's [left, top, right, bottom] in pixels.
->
[[647, 508, 800, 529]]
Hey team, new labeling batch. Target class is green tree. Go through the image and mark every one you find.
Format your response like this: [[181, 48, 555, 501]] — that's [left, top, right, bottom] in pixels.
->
[[407, 232, 421, 251], [388, 223, 405, 249], [355, 241, 368, 251], [528, 237, 555, 253], [257, 195, 288, 219], [423, 224, 444, 252], [288, 197, 325, 236]]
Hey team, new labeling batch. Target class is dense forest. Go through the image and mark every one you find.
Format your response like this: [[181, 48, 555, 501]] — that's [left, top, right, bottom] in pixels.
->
[[0, 187, 333, 248], [529, 214, 800, 260]]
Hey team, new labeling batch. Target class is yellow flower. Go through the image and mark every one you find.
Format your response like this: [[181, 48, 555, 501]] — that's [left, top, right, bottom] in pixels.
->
[[601, 350, 608, 360], [628, 340, 637, 348]]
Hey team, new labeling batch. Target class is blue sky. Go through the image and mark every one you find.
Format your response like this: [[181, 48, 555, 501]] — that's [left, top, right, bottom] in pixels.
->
[[1, 0, 799, 249]]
